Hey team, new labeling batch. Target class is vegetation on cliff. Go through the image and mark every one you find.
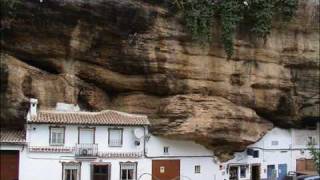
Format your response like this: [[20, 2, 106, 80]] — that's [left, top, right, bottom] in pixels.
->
[[174, 0, 298, 57]]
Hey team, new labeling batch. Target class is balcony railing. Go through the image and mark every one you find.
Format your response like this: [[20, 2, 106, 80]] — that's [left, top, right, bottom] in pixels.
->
[[75, 143, 98, 157]]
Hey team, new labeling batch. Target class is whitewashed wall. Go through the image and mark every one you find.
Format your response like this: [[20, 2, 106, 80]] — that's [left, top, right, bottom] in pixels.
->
[[223, 124, 320, 180], [22, 124, 149, 180], [27, 124, 145, 153], [19, 150, 152, 180], [17, 122, 320, 180], [146, 136, 213, 157], [146, 136, 220, 180]]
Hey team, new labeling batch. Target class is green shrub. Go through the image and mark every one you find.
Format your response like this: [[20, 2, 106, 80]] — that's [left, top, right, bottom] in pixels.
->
[[174, 0, 298, 57]]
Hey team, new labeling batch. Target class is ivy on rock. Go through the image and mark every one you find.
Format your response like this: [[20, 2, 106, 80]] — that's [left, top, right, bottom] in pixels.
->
[[175, 0, 298, 57]]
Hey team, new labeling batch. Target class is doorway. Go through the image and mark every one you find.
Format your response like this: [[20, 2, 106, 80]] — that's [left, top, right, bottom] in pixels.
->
[[251, 164, 260, 180], [278, 164, 287, 180], [229, 166, 239, 180], [267, 165, 276, 180], [92, 164, 110, 180], [0, 150, 19, 180]]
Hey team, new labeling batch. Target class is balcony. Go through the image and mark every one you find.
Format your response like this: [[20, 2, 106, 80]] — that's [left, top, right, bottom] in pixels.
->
[[75, 144, 98, 158]]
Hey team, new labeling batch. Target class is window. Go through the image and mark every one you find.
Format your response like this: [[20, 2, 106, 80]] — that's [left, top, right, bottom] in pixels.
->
[[195, 165, 201, 174], [63, 163, 80, 180], [163, 147, 169, 154], [308, 136, 317, 145], [240, 166, 246, 178], [120, 162, 137, 180], [253, 150, 259, 158], [306, 123, 317, 130], [108, 129, 123, 147], [271, 140, 279, 146], [50, 127, 64, 145], [79, 128, 94, 144]]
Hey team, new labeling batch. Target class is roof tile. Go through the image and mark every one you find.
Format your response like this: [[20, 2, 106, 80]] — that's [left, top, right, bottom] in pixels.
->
[[0, 129, 25, 144], [29, 110, 150, 126]]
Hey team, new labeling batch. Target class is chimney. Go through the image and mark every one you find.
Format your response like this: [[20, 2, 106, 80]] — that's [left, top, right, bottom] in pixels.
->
[[27, 98, 38, 121]]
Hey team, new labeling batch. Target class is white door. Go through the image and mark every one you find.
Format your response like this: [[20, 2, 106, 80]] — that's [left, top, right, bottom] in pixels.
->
[[79, 128, 94, 144]]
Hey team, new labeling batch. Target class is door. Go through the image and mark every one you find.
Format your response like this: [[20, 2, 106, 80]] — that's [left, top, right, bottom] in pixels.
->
[[229, 166, 239, 180], [152, 160, 180, 180], [92, 164, 110, 180], [277, 164, 287, 180], [267, 165, 276, 180], [296, 159, 317, 172], [251, 165, 260, 180], [0, 150, 19, 180]]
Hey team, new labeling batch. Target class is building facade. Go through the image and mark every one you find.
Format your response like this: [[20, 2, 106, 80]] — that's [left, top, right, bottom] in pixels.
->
[[0, 99, 319, 180], [222, 125, 319, 180]]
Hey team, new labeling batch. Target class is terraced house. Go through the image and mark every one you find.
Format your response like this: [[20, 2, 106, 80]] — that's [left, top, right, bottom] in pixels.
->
[[0, 98, 318, 180]]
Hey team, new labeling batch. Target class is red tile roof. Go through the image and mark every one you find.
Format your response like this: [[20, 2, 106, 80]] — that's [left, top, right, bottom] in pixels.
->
[[29, 110, 150, 126], [0, 129, 25, 144]]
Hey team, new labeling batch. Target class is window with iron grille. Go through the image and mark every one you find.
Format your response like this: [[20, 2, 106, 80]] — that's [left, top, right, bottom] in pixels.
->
[[50, 127, 64, 145], [163, 146, 169, 154], [120, 162, 137, 180], [308, 136, 317, 145], [195, 165, 201, 174], [108, 129, 123, 147]]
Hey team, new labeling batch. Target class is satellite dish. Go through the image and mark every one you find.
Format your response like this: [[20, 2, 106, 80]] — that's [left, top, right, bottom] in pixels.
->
[[133, 128, 144, 139]]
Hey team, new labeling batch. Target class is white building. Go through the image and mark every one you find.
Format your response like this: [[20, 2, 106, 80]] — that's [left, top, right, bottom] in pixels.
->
[[22, 99, 151, 180], [0, 98, 319, 180], [223, 125, 320, 180]]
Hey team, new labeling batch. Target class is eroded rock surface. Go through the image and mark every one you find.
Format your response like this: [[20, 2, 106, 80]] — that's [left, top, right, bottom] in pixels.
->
[[1, 0, 319, 160]]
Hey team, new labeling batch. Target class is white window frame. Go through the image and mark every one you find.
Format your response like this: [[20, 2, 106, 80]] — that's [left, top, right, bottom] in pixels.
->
[[62, 162, 80, 180], [108, 128, 123, 147], [78, 128, 95, 144], [120, 162, 137, 180], [50, 127, 65, 146]]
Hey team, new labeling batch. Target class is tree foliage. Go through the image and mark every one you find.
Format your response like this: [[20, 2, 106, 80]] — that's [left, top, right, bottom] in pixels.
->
[[308, 141, 320, 174], [1, 0, 22, 18], [174, 0, 298, 57]]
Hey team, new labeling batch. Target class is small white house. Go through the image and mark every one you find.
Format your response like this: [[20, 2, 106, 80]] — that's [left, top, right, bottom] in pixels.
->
[[21, 99, 152, 180], [223, 124, 320, 180], [0, 98, 318, 180]]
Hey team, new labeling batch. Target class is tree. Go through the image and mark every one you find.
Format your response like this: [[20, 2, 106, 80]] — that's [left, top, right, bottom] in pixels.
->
[[308, 141, 320, 174]]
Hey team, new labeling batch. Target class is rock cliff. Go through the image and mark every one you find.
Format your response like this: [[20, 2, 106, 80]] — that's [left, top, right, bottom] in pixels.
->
[[1, 0, 319, 160]]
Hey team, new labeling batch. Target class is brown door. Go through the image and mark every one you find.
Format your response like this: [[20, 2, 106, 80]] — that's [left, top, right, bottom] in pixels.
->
[[296, 159, 316, 172], [0, 150, 19, 180], [251, 165, 260, 180], [152, 160, 180, 180]]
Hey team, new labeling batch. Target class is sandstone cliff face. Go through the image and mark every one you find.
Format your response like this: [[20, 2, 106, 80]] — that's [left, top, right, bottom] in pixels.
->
[[1, 0, 319, 160]]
